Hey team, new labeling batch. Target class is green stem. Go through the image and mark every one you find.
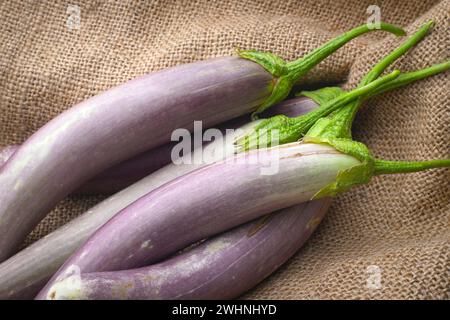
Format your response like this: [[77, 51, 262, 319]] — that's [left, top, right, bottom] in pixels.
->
[[360, 20, 434, 86], [374, 159, 450, 175], [369, 61, 450, 97], [240, 22, 406, 118], [335, 60, 449, 140], [307, 20, 435, 140], [289, 70, 400, 129], [286, 22, 406, 81], [345, 20, 433, 126]]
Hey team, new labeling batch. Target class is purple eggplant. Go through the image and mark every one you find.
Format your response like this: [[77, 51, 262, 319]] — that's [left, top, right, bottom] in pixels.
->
[[38, 70, 403, 299], [0, 23, 405, 261], [45, 199, 331, 300], [0, 97, 318, 300]]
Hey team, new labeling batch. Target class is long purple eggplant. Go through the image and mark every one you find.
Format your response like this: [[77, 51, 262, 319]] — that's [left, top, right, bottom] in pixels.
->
[[0, 23, 405, 261], [0, 97, 318, 300], [36, 67, 406, 299], [0, 57, 269, 261], [45, 199, 331, 300], [37, 142, 360, 299]]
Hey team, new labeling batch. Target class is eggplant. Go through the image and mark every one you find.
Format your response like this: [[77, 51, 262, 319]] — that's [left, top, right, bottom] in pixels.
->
[[0, 57, 270, 261], [41, 21, 450, 300]]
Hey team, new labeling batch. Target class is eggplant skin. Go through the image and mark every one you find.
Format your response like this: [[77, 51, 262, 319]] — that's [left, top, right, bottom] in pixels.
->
[[0, 98, 318, 300], [0, 144, 172, 195], [75, 142, 173, 194], [0, 56, 273, 262], [46, 199, 331, 300], [37, 142, 359, 299]]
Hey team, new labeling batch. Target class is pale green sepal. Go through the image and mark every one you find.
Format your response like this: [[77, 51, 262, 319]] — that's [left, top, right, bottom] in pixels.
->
[[295, 87, 348, 138], [303, 136, 375, 199], [234, 114, 296, 151], [237, 49, 287, 77], [237, 50, 294, 119], [251, 76, 293, 120]]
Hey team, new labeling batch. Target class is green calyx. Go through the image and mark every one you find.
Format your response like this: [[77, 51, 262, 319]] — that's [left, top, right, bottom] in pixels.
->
[[237, 20, 449, 199], [306, 137, 450, 199], [304, 136, 374, 198], [301, 90, 376, 199], [238, 22, 405, 119], [300, 86, 345, 105]]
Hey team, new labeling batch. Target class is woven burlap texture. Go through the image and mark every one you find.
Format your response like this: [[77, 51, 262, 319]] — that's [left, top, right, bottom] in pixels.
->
[[0, 0, 448, 299]]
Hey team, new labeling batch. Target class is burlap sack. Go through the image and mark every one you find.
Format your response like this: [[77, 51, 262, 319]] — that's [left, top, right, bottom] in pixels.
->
[[0, 0, 448, 299]]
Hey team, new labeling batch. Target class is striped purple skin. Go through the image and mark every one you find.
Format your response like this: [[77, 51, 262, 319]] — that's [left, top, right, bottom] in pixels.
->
[[0, 98, 318, 300], [37, 142, 359, 299], [0, 144, 172, 195], [78, 96, 320, 194], [0, 96, 318, 195], [0, 57, 273, 261], [47, 199, 331, 300]]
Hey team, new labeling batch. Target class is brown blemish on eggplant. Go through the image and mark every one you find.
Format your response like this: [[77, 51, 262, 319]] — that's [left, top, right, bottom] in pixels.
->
[[113, 281, 134, 300], [247, 214, 273, 237], [306, 217, 322, 230], [282, 152, 304, 158], [177, 238, 207, 254]]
